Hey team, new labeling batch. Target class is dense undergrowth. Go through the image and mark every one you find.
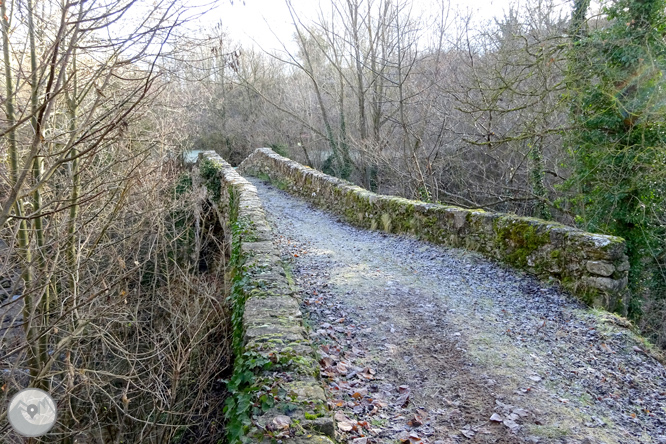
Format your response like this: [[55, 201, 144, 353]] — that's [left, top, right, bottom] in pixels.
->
[[0, 165, 234, 442]]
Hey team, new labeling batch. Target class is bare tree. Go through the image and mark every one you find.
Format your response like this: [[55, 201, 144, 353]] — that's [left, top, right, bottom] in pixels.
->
[[1, 1, 233, 442]]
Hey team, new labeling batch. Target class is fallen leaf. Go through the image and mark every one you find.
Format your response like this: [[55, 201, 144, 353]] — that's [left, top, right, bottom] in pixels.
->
[[512, 408, 529, 417], [360, 367, 376, 380], [334, 411, 349, 422], [408, 414, 423, 427], [475, 426, 494, 435], [271, 415, 291, 430], [490, 413, 503, 422], [600, 343, 615, 354], [503, 419, 520, 433], [409, 431, 422, 442], [397, 392, 410, 408], [372, 399, 388, 408]]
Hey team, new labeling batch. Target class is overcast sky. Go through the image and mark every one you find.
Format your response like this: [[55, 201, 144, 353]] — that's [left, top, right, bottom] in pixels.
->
[[206, 0, 543, 52]]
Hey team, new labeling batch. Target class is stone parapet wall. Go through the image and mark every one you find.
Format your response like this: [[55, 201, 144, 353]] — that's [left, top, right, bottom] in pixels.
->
[[238, 148, 630, 312], [197, 151, 335, 444]]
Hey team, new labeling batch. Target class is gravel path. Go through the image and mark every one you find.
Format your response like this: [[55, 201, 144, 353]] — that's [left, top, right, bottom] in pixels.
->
[[248, 177, 666, 444]]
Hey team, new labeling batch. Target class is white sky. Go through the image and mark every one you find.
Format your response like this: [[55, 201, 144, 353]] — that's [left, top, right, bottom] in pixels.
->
[[205, 0, 545, 52]]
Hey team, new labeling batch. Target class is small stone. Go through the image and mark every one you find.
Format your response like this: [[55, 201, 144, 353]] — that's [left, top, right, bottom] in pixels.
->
[[503, 419, 520, 433], [512, 408, 529, 417], [490, 413, 503, 422]]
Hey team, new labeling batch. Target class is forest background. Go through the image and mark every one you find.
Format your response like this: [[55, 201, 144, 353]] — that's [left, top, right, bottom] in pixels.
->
[[195, 0, 665, 342]]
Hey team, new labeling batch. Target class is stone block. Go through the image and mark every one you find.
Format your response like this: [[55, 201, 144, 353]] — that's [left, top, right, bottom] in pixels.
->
[[285, 379, 327, 402], [451, 209, 468, 230], [583, 276, 626, 292], [586, 260, 615, 277]]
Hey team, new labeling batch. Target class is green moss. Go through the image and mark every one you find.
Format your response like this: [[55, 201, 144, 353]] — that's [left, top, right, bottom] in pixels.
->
[[526, 424, 570, 439], [495, 219, 550, 268], [255, 172, 271, 182], [173, 172, 192, 196], [381, 213, 392, 232], [254, 171, 288, 190], [304, 411, 324, 420], [275, 179, 288, 190], [282, 261, 295, 287]]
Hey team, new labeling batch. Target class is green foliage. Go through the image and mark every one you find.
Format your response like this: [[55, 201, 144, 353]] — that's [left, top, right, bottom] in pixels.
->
[[173, 173, 193, 196], [200, 158, 223, 201], [417, 186, 433, 203], [223, 350, 273, 444], [322, 151, 352, 180], [566, 0, 666, 323], [269, 143, 289, 158], [164, 172, 196, 273], [223, 219, 265, 444]]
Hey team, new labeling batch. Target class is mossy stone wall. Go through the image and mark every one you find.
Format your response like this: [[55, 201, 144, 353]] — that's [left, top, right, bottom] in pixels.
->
[[198, 151, 335, 444], [238, 148, 630, 313]]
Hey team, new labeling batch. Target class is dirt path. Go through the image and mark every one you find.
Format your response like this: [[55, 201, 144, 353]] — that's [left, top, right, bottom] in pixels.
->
[[248, 177, 666, 444]]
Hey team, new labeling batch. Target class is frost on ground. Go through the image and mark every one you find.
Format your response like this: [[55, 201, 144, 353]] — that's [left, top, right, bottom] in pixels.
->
[[248, 177, 666, 444]]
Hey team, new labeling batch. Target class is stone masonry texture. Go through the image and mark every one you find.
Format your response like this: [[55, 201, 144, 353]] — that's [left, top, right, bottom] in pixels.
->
[[198, 151, 335, 444]]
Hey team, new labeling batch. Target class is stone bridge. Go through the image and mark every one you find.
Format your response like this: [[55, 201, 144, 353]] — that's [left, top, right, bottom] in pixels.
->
[[195, 148, 657, 444]]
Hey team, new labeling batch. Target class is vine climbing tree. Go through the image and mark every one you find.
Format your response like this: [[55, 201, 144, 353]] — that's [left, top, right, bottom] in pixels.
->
[[566, 0, 666, 330]]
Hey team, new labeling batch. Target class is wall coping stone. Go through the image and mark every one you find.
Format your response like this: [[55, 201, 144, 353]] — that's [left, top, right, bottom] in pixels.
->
[[198, 151, 335, 444], [238, 148, 630, 313]]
